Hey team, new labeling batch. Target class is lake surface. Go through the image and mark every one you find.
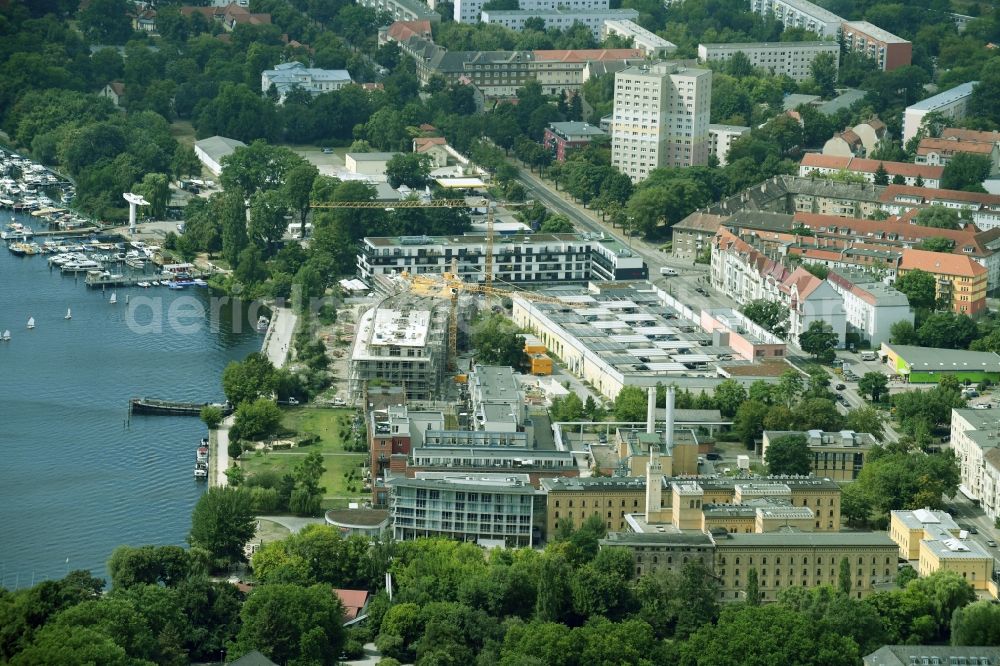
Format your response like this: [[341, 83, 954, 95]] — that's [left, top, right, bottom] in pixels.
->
[[0, 211, 261, 587]]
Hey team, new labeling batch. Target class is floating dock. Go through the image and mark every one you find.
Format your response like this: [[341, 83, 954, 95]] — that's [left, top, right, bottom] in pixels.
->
[[86, 272, 211, 288], [129, 397, 232, 417]]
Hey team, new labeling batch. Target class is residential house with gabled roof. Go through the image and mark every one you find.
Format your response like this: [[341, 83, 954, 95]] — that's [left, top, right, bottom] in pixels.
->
[[180, 3, 271, 30], [780, 266, 847, 348], [916, 129, 1000, 175], [99, 81, 125, 107]]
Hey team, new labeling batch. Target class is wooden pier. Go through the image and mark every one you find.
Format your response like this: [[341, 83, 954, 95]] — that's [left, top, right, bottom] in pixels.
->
[[85, 272, 211, 288], [129, 397, 233, 417]]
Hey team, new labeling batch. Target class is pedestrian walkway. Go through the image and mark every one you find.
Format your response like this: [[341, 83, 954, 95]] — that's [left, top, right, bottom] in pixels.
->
[[263, 306, 297, 369], [213, 415, 233, 487]]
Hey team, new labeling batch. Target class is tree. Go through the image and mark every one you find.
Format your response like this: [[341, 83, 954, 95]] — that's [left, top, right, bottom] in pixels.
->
[[941, 152, 991, 192], [775, 369, 804, 407], [385, 153, 432, 189], [248, 189, 289, 247], [741, 299, 788, 337], [745, 568, 761, 606], [471, 314, 527, 369], [230, 584, 346, 666], [918, 311, 979, 349], [917, 236, 955, 253], [873, 162, 889, 186], [791, 397, 844, 431], [222, 352, 276, 407], [200, 405, 223, 429], [539, 214, 575, 233], [107, 545, 192, 589], [838, 557, 852, 596], [798, 321, 838, 363], [535, 553, 572, 623], [171, 145, 201, 179], [233, 398, 283, 441], [858, 372, 889, 402], [79, 0, 133, 43], [220, 141, 304, 197], [841, 482, 873, 526], [765, 434, 811, 475], [852, 447, 960, 515], [734, 400, 769, 448], [890, 319, 919, 345], [810, 52, 838, 98], [135, 172, 169, 219], [712, 380, 746, 418], [951, 600, 1000, 646], [613, 385, 648, 422], [894, 269, 936, 310], [218, 191, 249, 267], [845, 405, 885, 440], [281, 163, 318, 238], [916, 206, 962, 229], [188, 487, 256, 566], [550, 393, 584, 421]]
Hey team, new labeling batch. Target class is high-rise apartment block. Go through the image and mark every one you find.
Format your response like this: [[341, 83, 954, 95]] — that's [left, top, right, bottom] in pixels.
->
[[750, 0, 843, 38], [611, 62, 712, 182], [698, 41, 839, 82]]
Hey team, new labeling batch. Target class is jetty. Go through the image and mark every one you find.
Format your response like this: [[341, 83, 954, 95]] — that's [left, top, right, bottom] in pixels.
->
[[85, 272, 211, 288], [129, 397, 233, 417]]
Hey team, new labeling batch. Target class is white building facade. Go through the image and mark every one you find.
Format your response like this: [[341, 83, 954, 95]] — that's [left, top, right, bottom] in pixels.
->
[[454, 0, 607, 23], [261, 62, 352, 102], [602, 19, 677, 58], [749, 0, 844, 38], [902, 81, 978, 144], [611, 62, 712, 182], [826, 271, 913, 348], [481, 8, 638, 39], [698, 41, 839, 82], [708, 124, 751, 166]]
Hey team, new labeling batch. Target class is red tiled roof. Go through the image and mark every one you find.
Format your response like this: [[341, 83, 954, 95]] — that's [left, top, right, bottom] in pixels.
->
[[940, 128, 1000, 144], [792, 211, 994, 256], [414, 136, 447, 152], [531, 48, 644, 62], [781, 266, 823, 299], [800, 154, 943, 179], [840, 130, 862, 146], [900, 248, 987, 277], [916, 137, 997, 156], [108, 81, 125, 96], [334, 589, 369, 621], [386, 19, 432, 43], [880, 184, 1000, 207]]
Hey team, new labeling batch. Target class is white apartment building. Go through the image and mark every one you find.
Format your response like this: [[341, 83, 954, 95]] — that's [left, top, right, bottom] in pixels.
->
[[750, 0, 844, 38], [698, 41, 839, 82], [453, 0, 607, 23], [826, 270, 912, 348], [602, 19, 677, 58], [261, 62, 352, 102], [357, 0, 440, 23], [708, 124, 750, 166], [950, 408, 1000, 522], [481, 8, 638, 39], [611, 62, 712, 182], [784, 267, 847, 350], [357, 232, 647, 285], [902, 81, 978, 144]]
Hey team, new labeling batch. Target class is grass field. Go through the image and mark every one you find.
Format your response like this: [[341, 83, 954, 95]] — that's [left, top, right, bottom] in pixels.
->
[[240, 406, 368, 503]]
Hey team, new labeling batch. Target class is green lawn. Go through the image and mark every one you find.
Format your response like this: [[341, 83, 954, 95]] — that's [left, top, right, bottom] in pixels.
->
[[240, 406, 368, 500]]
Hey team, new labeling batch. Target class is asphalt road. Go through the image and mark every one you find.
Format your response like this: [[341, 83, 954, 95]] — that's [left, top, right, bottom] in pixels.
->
[[944, 493, 1000, 567]]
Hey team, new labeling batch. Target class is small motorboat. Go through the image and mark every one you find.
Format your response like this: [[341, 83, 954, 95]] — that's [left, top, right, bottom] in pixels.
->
[[64, 308, 71, 320], [26, 317, 34, 329], [151, 280, 160, 286], [193, 467, 208, 479], [137, 281, 150, 288], [256, 316, 269, 332]]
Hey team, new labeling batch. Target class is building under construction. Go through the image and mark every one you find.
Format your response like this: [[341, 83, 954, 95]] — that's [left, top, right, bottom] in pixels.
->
[[348, 293, 450, 401]]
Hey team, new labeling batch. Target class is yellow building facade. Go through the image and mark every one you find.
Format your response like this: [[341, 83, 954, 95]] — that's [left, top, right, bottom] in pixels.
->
[[541, 476, 645, 535]]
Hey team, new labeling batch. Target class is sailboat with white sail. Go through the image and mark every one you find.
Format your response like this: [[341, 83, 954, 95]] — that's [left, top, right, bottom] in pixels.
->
[[65, 308, 71, 320], [109, 292, 117, 305], [26, 317, 35, 329]]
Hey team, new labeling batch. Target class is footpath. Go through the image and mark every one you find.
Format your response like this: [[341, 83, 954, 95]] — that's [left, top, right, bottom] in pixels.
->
[[263, 306, 297, 369]]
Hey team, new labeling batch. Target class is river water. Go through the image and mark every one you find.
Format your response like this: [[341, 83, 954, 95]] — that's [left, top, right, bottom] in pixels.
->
[[0, 211, 261, 587]]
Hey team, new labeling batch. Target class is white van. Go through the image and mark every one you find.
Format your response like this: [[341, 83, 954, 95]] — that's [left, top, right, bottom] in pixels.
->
[[860, 351, 877, 361], [659, 267, 678, 276]]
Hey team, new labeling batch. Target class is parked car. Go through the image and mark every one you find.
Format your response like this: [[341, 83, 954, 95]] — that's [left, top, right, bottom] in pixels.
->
[[597, 433, 608, 444], [659, 267, 678, 276], [987, 539, 997, 547], [288, 397, 299, 405], [706, 453, 722, 461], [835, 383, 845, 390]]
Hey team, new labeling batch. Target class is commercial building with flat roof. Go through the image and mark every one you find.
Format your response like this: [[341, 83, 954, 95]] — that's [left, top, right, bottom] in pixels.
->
[[357, 232, 647, 286], [482, 7, 638, 39], [194, 135, 246, 176], [750, 0, 843, 37], [881, 343, 1000, 383], [602, 19, 676, 58], [841, 21, 911, 71], [698, 41, 839, 82], [762, 429, 878, 482], [388, 472, 543, 546], [903, 81, 978, 144], [889, 508, 960, 560], [864, 646, 1000, 666]]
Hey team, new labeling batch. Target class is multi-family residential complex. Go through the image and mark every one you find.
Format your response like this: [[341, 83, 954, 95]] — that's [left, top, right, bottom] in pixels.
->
[[260, 62, 352, 102], [826, 270, 913, 348], [879, 183, 1000, 231], [611, 62, 712, 182], [708, 124, 750, 166], [762, 429, 877, 482], [799, 154, 944, 188], [670, 211, 727, 261], [542, 121, 608, 161], [902, 81, 978, 143], [388, 472, 543, 546], [356, 232, 647, 286], [404, 41, 645, 97], [951, 407, 1000, 522], [697, 41, 840, 82], [348, 297, 449, 401], [602, 19, 677, 58], [481, 8, 638, 39], [452, 0, 607, 23], [889, 509, 993, 591], [897, 248, 988, 315], [822, 118, 889, 158], [915, 128, 1000, 174], [356, 0, 440, 23], [749, 0, 844, 38], [841, 21, 911, 71]]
